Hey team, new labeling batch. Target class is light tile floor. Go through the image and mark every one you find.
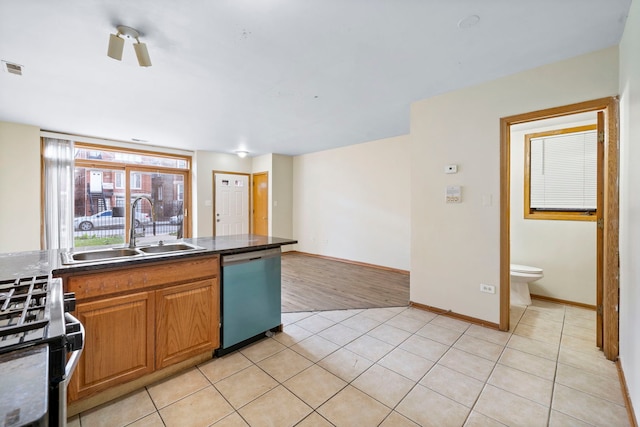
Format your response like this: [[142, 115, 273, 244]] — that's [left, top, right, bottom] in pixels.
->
[[68, 301, 630, 427]]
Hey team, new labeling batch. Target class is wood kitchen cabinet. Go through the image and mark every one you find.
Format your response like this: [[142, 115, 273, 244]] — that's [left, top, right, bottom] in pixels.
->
[[70, 291, 155, 401], [60, 254, 219, 402], [155, 279, 218, 369]]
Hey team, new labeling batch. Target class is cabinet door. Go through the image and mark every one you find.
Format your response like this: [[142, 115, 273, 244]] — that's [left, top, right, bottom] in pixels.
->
[[155, 278, 219, 369], [69, 291, 155, 401]]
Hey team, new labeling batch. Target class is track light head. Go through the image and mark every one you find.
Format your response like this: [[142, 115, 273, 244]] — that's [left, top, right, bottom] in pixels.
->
[[133, 41, 152, 67], [107, 25, 152, 67], [107, 33, 124, 60]]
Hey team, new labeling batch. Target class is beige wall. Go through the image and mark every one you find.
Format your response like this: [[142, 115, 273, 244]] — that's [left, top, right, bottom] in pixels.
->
[[618, 0, 640, 416], [0, 121, 41, 252], [410, 47, 619, 324], [271, 154, 294, 241], [510, 118, 597, 305], [252, 153, 294, 242], [292, 135, 411, 270]]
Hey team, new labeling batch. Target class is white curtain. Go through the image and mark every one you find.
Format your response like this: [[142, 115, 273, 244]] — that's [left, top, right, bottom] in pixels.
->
[[43, 138, 74, 249]]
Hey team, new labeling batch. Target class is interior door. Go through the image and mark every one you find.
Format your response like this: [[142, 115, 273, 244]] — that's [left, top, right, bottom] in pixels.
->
[[253, 172, 268, 236], [214, 172, 249, 236]]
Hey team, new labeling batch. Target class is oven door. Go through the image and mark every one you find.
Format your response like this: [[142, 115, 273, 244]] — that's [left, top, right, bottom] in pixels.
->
[[58, 312, 84, 426], [0, 344, 50, 426]]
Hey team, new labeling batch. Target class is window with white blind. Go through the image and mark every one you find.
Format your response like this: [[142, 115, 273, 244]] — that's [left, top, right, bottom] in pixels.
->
[[524, 124, 598, 221]]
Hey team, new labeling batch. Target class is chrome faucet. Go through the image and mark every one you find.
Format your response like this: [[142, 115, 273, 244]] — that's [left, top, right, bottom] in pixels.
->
[[129, 196, 155, 248]]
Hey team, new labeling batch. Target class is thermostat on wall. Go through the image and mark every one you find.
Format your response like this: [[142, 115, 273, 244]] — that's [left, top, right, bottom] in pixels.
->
[[446, 186, 462, 203], [445, 164, 458, 174]]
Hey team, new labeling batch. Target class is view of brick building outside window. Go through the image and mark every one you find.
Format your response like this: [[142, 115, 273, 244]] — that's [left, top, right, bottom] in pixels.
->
[[72, 145, 189, 247]]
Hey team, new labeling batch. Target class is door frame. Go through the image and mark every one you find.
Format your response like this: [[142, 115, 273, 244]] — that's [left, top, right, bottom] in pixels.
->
[[499, 96, 620, 360], [212, 171, 251, 236], [252, 171, 269, 235]]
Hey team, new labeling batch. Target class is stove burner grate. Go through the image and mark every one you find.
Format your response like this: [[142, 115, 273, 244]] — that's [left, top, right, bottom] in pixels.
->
[[0, 276, 50, 346]]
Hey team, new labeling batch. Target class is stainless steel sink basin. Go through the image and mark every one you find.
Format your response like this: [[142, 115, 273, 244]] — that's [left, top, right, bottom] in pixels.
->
[[138, 243, 201, 254], [61, 242, 206, 265], [62, 248, 143, 264]]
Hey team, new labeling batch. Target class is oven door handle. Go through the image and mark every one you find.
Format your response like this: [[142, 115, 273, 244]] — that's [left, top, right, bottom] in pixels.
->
[[60, 312, 84, 426], [64, 312, 84, 380]]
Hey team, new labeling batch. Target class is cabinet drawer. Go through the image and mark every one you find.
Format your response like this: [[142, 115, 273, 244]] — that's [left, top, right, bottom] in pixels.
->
[[65, 255, 219, 300]]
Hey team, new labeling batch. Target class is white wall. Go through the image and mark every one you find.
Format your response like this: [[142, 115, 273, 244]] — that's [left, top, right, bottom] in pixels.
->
[[619, 0, 640, 418], [0, 121, 41, 252], [410, 47, 619, 324], [293, 135, 411, 270], [510, 119, 597, 305], [193, 151, 251, 237]]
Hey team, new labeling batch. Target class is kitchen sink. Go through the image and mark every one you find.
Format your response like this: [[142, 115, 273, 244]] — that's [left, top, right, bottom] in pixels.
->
[[62, 248, 143, 264], [138, 243, 202, 254], [61, 242, 206, 265]]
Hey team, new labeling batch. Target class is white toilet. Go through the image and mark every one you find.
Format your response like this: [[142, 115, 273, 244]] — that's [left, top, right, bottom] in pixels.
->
[[510, 264, 544, 306]]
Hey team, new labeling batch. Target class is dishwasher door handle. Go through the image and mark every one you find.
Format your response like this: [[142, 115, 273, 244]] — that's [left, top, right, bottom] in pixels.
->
[[221, 248, 281, 266]]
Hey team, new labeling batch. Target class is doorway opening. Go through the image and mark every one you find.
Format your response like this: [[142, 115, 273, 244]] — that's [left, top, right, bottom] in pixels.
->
[[500, 97, 620, 360]]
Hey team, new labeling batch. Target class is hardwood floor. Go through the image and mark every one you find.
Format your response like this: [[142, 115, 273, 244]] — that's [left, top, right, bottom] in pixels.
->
[[281, 252, 410, 312]]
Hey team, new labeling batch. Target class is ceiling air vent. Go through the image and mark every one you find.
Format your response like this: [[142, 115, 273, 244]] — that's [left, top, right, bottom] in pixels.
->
[[2, 61, 23, 76]]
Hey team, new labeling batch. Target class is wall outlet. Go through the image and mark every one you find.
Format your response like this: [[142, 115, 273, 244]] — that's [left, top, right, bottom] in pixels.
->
[[480, 284, 495, 294]]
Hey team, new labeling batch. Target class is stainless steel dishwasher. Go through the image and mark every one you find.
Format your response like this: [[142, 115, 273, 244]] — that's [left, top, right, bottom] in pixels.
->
[[218, 248, 281, 355]]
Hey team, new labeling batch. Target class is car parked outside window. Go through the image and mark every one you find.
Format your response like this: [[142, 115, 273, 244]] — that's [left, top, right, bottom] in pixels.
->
[[74, 210, 150, 231]]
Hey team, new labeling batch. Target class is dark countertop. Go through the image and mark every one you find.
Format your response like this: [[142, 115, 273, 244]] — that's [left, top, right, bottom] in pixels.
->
[[0, 235, 297, 280]]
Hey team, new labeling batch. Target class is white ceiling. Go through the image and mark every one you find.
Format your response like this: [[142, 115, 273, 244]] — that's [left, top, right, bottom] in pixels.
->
[[0, 0, 631, 156]]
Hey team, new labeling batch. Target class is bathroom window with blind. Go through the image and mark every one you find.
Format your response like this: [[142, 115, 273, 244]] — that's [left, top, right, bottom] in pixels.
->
[[524, 124, 598, 221]]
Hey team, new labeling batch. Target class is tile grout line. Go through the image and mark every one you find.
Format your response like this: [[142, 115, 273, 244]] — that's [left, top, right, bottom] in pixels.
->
[[461, 325, 509, 426], [546, 303, 566, 427]]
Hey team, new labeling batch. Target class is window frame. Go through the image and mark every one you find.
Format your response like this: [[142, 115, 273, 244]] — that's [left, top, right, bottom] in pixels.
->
[[523, 124, 598, 222], [73, 142, 192, 242]]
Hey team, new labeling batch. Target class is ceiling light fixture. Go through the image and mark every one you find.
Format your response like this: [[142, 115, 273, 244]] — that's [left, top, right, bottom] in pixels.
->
[[235, 150, 249, 158], [107, 25, 152, 67]]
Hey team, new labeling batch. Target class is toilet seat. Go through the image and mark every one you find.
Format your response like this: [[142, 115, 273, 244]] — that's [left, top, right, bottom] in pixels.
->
[[509, 264, 544, 306], [510, 264, 543, 274]]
